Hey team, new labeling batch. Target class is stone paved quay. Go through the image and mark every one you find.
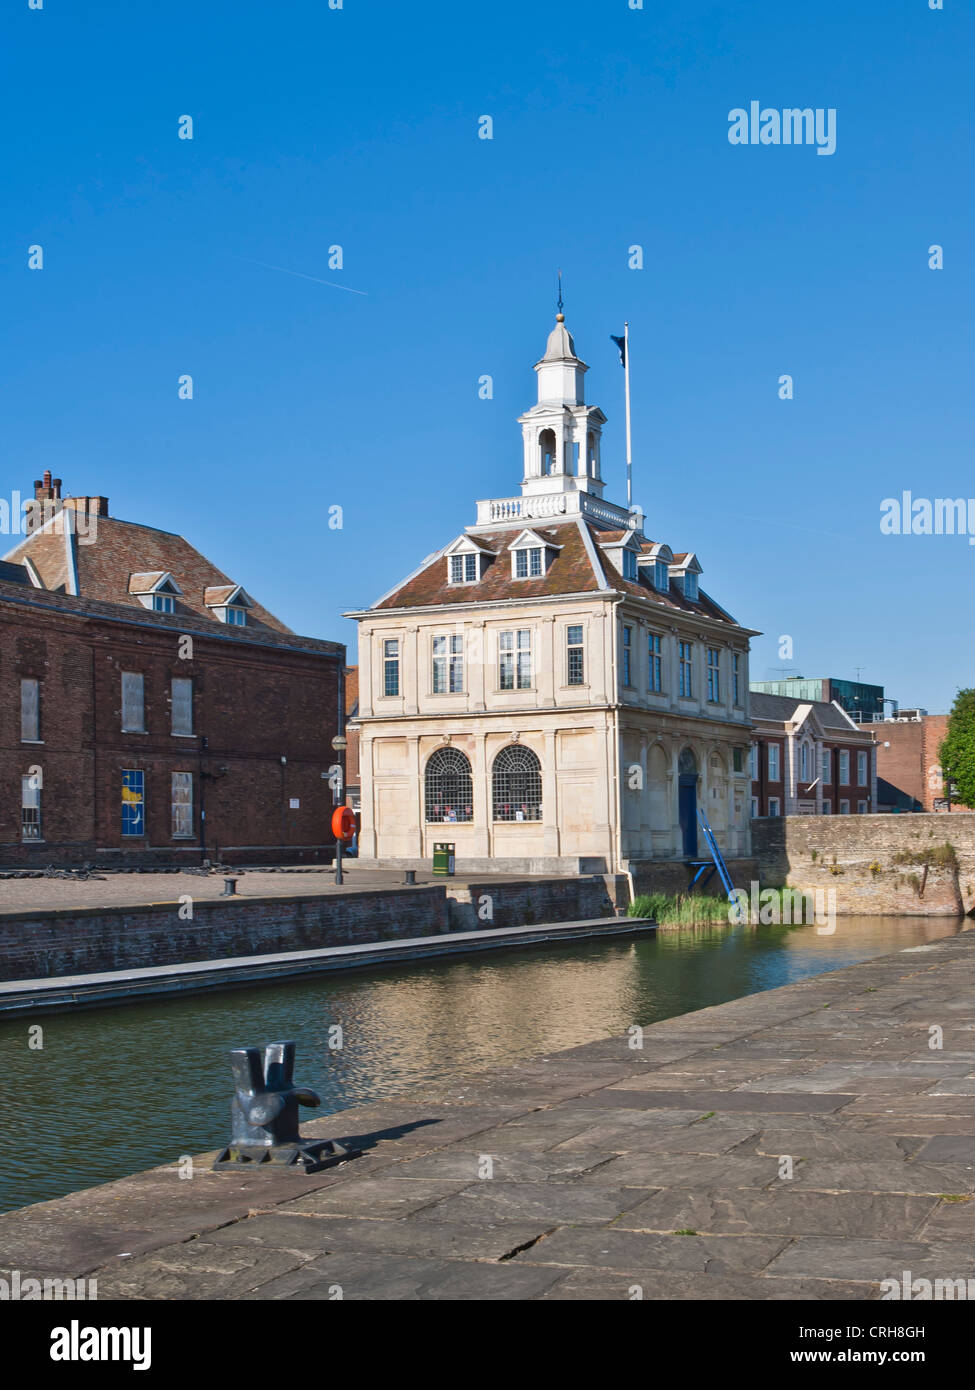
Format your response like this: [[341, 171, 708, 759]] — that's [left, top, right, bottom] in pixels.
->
[[3, 930, 975, 1300], [0, 866, 550, 915]]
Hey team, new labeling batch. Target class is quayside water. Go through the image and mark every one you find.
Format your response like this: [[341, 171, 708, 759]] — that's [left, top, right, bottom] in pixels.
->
[[0, 914, 965, 1215]]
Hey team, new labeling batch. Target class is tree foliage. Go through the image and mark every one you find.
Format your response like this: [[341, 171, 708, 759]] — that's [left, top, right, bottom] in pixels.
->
[[939, 689, 975, 810]]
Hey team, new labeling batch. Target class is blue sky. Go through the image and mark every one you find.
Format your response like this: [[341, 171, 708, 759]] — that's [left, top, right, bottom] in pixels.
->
[[3, 1, 972, 711]]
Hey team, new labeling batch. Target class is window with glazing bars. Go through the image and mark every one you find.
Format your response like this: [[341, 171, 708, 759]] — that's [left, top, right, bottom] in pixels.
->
[[566, 625, 584, 685], [424, 747, 474, 822], [450, 554, 477, 583], [499, 629, 531, 689], [515, 548, 543, 578], [432, 634, 464, 693], [492, 745, 542, 822], [648, 633, 662, 692], [732, 652, 741, 704], [383, 639, 400, 696], [622, 626, 633, 685], [707, 648, 720, 702], [678, 641, 693, 697]]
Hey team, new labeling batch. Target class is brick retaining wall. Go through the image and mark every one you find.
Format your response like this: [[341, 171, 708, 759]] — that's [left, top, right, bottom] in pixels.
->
[[0, 887, 451, 982]]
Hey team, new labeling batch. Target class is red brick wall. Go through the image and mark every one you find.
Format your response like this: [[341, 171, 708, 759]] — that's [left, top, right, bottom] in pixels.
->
[[0, 596, 343, 866]]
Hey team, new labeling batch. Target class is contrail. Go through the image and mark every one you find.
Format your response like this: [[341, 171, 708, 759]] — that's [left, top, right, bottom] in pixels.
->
[[235, 256, 369, 296]]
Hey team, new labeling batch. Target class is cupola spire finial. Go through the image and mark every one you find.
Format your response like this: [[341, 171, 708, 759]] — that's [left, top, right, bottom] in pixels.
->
[[556, 268, 564, 321]]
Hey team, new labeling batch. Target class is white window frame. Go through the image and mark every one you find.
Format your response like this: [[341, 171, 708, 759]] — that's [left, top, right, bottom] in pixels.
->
[[382, 639, 400, 697], [750, 796, 759, 818], [566, 624, 585, 687], [839, 750, 850, 785], [821, 802, 831, 814], [499, 629, 532, 690], [513, 547, 543, 579], [449, 553, 479, 585], [857, 799, 868, 814], [768, 744, 780, 781], [839, 799, 850, 815], [822, 750, 832, 784], [622, 626, 633, 686], [749, 744, 758, 780], [432, 634, 464, 694], [857, 751, 868, 786], [768, 797, 781, 817]]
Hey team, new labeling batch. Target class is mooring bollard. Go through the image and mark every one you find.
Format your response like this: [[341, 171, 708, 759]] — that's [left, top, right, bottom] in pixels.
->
[[404, 869, 416, 885], [221, 877, 238, 896], [213, 1040, 360, 1173]]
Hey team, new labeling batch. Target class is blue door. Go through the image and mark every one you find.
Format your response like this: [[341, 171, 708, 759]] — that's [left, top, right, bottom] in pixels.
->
[[679, 776, 698, 858]]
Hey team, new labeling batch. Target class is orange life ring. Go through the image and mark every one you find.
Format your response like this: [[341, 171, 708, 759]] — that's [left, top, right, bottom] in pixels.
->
[[331, 806, 356, 842]]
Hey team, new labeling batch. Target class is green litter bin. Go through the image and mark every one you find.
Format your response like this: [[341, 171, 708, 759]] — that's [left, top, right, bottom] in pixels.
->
[[433, 842, 455, 876]]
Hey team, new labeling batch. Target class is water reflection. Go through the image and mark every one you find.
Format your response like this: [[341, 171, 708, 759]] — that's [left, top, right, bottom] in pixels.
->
[[0, 915, 961, 1214]]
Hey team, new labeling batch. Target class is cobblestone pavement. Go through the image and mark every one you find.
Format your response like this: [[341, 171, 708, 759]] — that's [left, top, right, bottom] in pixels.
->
[[2, 930, 974, 1299], [0, 866, 551, 915]]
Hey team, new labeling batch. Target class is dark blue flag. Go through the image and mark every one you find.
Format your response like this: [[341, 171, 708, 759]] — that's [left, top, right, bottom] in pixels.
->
[[611, 333, 626, 367]]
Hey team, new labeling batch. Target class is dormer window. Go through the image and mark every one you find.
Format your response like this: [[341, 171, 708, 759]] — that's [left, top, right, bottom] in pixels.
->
[[622, 549, 638, 581], [204, 583, 253, 626], [515, 547, 543, 578], [129, 572, 183, 613], [450, 553, 479, 584], [509, 529, 561, 580], [653, 560, 669, 592], [683, 572, 699, 601]]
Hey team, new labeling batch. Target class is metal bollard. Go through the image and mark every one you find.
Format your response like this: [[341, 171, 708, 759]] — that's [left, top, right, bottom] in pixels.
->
[[214, 1040, 360, 1173], [221, 877, 238, 896], [404, 869, 417, 885]]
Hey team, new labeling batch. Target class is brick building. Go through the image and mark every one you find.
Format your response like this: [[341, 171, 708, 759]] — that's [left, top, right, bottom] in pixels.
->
[[0, 477, 344, 866], [874, 712, 971, 812], [750, 691, 876, 816]]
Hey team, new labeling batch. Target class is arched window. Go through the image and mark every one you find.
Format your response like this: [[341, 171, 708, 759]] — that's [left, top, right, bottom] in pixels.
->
[[678, 747, 698, 778], [424, 748, 473, 823], [587, 431, 596, 477], [539, 429, 556, 476], [492, 745, 542, 822]]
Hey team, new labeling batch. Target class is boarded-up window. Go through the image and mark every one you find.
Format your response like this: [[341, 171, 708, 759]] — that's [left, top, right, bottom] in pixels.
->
[[171, 772, 193, 837], [171, 677, 193, 735], [121, 672, 145, 732], [21, 679, 40, 741]]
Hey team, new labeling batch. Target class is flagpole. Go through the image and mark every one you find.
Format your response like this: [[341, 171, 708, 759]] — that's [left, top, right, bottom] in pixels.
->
[[624, 321, 632, 511]]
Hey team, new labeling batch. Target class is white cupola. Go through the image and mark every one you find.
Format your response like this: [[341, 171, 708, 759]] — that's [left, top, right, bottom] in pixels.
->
[[517, 313, 608, 501]]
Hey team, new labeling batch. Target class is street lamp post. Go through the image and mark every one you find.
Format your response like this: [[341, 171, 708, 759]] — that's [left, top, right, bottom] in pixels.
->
[[330, 733, 347, 885]]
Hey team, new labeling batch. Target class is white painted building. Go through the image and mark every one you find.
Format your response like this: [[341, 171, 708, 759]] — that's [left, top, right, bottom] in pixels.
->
[[345, 312, 759, 873]]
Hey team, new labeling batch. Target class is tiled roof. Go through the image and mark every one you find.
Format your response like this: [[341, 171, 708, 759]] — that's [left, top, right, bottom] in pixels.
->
[[372, 519, 741, 627], [0, 577, 343, 658], [6, 516, 289, 633]]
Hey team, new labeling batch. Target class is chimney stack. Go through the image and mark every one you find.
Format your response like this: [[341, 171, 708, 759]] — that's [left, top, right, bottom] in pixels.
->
[[33, 472, 62, 505]]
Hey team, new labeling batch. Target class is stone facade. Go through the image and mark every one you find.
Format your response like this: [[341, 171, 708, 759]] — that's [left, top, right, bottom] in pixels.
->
[[346, 313, 757, 874], [752, 811, 975, 916]]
